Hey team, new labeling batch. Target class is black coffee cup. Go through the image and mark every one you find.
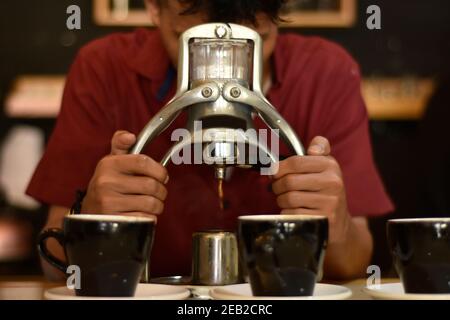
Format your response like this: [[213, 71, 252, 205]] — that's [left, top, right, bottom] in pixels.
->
[[38, 214, 155, 297], [387, 218, 450, 294], [238, 215, 328, 296]]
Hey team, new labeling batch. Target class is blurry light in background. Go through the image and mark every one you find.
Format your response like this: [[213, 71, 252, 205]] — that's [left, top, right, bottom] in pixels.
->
[[60, 31, 77, 47]]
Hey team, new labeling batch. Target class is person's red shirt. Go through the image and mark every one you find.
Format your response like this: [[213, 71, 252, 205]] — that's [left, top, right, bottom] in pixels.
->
[[27, 28, 394, 277]]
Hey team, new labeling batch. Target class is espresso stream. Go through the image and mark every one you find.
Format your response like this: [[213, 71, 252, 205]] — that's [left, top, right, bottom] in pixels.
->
[[218, 179, 224, 211]]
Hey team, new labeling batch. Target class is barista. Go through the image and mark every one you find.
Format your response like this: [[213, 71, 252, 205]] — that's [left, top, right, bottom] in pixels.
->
[[27, 0, 393, 280]]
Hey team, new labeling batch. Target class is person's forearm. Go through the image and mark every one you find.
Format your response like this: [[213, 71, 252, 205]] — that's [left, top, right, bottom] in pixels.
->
[[323, 217, 373, 280]]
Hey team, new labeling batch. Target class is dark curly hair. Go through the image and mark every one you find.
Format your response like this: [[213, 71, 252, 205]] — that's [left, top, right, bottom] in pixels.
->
[[159, 0, 287, 24]]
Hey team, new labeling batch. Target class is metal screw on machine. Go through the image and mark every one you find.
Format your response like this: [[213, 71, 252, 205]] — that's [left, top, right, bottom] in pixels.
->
[[215, 25, 228, 38], [202, 87, 213, 98], [230, 87, 241, 98]]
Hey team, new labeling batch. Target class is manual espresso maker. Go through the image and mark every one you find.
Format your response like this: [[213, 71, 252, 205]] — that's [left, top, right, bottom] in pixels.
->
[[130, 23, 305, 282]]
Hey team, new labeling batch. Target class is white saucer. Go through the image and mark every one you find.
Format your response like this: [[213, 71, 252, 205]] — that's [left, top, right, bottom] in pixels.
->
[[44, 283, 190, 300], [210, 283, 352, 300], [0, 281, 46, 300], [364, 283, 450, 300]]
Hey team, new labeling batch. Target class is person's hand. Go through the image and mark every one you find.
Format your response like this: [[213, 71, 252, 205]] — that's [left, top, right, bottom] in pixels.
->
[[272, 136, 350, 243], [81, 130, 169, 217]]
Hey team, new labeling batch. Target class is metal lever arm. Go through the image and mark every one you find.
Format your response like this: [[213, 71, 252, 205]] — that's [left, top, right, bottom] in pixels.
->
[[129, 82, 220, 155], [223, 82, 305, 156]]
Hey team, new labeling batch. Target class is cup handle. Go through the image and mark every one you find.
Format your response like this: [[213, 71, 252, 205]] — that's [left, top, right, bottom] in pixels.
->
[[37, 228, 68, 273]]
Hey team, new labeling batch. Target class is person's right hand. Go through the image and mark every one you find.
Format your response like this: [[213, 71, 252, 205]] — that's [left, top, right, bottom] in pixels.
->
[[81, 130, 169, 216]]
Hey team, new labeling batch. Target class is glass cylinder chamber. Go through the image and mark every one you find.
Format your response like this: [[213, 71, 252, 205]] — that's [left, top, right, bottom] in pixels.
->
[[189, 39, 253, 88]]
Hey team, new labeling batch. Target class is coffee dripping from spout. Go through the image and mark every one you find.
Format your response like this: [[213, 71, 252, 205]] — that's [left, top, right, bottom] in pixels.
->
[[129, 23, 305, 282]]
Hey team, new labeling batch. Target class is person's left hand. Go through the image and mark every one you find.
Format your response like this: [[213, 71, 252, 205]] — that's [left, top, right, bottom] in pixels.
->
[[272, 136, 351, 244]]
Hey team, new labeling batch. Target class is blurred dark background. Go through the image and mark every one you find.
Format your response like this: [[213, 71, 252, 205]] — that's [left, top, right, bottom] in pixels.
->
[[0, 0, 449, 277]]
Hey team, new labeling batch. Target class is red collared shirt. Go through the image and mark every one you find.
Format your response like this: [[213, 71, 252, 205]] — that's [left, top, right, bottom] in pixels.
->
[[27, 28, 393, 277]]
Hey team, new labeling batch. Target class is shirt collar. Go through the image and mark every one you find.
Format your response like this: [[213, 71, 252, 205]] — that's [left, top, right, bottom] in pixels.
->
[[126, 28, 171, 81]]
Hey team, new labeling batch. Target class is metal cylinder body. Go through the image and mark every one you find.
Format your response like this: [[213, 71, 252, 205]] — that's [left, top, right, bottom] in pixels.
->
[[191, 231, 240, 285]]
